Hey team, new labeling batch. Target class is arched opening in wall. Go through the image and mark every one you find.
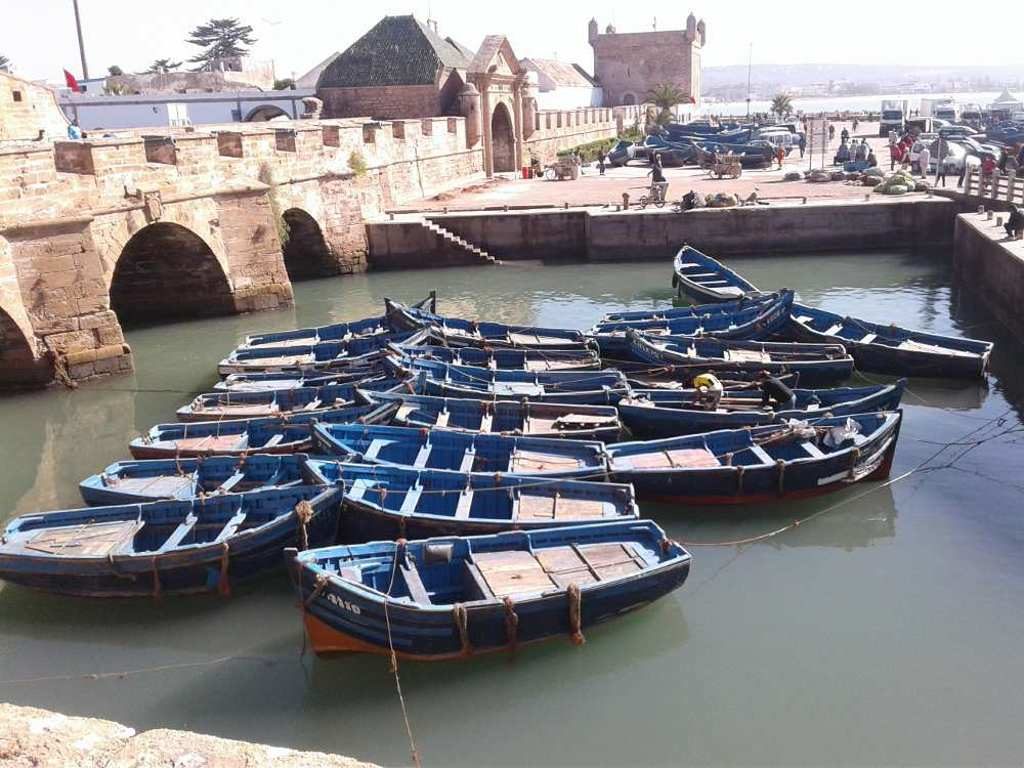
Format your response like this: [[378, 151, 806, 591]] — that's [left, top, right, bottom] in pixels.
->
[[245, 105, 290, 122], [110, 223, 235, 326], [621, 93, 637, 106], [281, 209, 337, 280], [490, 102, 516, 173], [0, 307, 51, 388]]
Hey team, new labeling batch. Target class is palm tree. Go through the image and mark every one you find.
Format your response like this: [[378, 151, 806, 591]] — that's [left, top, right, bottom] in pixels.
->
[[0, 54, 10, 72], [646, 83, 689, 125], [187, 18, 256, 71], [771, 93, 794, 119], [146, 59, 182, 74]]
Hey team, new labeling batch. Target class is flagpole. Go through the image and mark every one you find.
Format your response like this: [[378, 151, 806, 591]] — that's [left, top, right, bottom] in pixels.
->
[[72, 0, 89, 79]]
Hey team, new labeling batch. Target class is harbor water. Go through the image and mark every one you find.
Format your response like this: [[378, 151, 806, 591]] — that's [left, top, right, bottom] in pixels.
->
[[1, 252, 1023, 766]]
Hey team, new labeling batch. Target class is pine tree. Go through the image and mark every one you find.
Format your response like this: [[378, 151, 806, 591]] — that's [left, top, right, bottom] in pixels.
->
[[146, 59, 182, 74], [186, 18, 256, 71]]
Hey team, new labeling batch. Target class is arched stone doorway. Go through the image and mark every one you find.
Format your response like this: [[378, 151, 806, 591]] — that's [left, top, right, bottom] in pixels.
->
[[0, 306, 50, 388], [622, 93, 637, 106], [490, 102, 516, 173], [110, 222, 235, 325], [245, 105, 290, 122], [281, 209, 337, 280]]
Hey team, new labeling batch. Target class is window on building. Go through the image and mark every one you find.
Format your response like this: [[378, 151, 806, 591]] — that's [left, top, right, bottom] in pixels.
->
[[12, 90, 23, 102]]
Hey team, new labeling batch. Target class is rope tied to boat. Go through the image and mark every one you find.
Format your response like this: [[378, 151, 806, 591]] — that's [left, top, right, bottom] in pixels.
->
[[503, 596, 519, 653], [218, 542, 231, 597], [776, 458, 786, 495], [305, 572, 331, 608], [294, 500, 314, 550], [567, 583, 585, 645], [453, 603, 472, 656], [848, 447, 861, 479]]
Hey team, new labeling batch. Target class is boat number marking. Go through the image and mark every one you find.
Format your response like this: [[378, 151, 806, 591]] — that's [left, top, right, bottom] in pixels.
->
[[325, 593, 362, 614]]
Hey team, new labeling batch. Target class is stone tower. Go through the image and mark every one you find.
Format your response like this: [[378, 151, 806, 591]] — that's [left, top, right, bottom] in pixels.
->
[[588, 18, 598, 45]]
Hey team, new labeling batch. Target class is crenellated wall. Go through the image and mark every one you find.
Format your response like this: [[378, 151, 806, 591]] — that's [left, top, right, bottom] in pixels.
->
[[0, 116, 485, 387], [524, 105, 643, 165]]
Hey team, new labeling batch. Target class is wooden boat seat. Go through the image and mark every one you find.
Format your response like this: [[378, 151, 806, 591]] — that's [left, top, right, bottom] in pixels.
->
[[214, 510, 247, 543], [553, 413, 618, 429], [106, 474, 194, 498], [262, 434, 285, 448], [473, 551, 556, 597], [218, 471, 246, 493], [462, 560, 495, 601], [898, 339, 973, 356], [612, 448, 719, 471], [493, 382, 544, 397], [458, 449, 476, 473], [435, 409, 451, 428], [26, 519, 144, 557], [400, 560, 432, 605], [396, 404, 416, 421], [859, 333, 877, 344], [794, 315, 814, 324], [399, 485, 422, 515], [508, 450, 584, 473], [478, 412, 493, 432], [747, 444, 775, 465], [724, 349, 771, 363], [537, 543, 646, 589], [684, 271, 719, 278], [454, 488, 474, 519], [160, 513, 198, 551], [176, 435, 248, 453], [413, 444, 432, 469], [717, 287, 746, 297], [515, 493, 608, 522], [801, 441, 827, 458], [823, 323, 844, 335]]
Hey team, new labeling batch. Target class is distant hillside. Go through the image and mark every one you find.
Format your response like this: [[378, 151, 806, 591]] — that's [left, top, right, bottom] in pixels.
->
[[703, 63, 1023, 89]]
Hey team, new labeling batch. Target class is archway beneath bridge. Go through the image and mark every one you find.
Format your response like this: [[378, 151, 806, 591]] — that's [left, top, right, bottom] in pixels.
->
[[0, 306, 51, 388], [110, 222, 235, 325], [281, 209, 337, 280], [245, 104, 290, 122]]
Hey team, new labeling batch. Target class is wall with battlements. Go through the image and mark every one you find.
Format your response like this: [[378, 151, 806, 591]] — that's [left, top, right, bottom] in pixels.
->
[[0, 115, 484, 387], [524, 105, 643, 165], [0, 71, 70, 144]]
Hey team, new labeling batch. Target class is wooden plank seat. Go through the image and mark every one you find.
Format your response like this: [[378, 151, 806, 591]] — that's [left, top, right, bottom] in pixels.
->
[[105, 474, 194, 498], [515, 493, 609, 522], [214, 510, 247, 543], [473, 550, 555, 597], [400, 560, 432, 604], [26, 519, 143, 557], [175, 435, 249, 453], [552, 413, 618, 428], [724, 349, 771, 363], [612, 447, 720, 471], [159, 513, 198, 551], [508, 450, 585, 473]]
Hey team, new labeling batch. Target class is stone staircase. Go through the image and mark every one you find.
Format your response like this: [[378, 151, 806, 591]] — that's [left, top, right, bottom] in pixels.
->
[[422, 219, 496, 265]]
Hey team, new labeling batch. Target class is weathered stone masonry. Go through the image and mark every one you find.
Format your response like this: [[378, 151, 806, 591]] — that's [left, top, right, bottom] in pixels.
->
[[0, 116, 484, 387]]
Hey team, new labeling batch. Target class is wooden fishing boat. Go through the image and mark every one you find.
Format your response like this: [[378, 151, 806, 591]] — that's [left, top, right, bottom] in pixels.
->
[[0, 485, 343, 597], [312, 423, 609, 478], [213, 367, 385, 393], [175, 377, 401, 422], [216, 330, 426, 376], [301, 461, 638, 540], [672, 245, 761, 303], [625, 330, 853, 385], [385, 299, 594, 351], [787, 303, 993, 379], [592, 290, 792, 333], [399, 359, 631, 404], [362, 390, 623, 441], [608, 410, 902, 504], [80, 454, 311, 505], [129, 402, 395, 459], [591, 290, 794, 357], [395, 344, 601, 371], [625, 368, 798, 390], [236, 293, 437, 351], [619, 380, 906, 438], [288, 520, 690, 659]]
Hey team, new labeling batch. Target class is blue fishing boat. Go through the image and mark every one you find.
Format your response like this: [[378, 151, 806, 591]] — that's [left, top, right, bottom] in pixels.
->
[[625, 368, 799, 390], [398, 359, 631, 404], [303, 461, 638, 540], [385, 299, 594, 351], [590, 290, 794, 358], [608, 410, 902, 504], [217, 330, 427, 376], [176, 377, 402, 422], [395, 344, 601, 371], [0, 485, 342, 597], [672, 246, 760, 303], [312, 423, 609, 478], [619, 380, 906, 438], [80, 454, 311, 505], [625, 330, 854, 385], [788, 303, 993, 379], [288, 520, 690, 659], [213, 367, 385, 393], [362, 390, 623, 441], [596, 290, 787, 326], [236, 293, 436, 350], [129, 402, 395, 459]]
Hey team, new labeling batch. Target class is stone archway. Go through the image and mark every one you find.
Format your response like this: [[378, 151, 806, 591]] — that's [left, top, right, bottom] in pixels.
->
[[490, 102, 516, 173], [110, 222, 235, 325], [0, 306, 51, 388], [245, 104, 290, 122], [281, 208, 337, 280], [622, 93, 637, 106]]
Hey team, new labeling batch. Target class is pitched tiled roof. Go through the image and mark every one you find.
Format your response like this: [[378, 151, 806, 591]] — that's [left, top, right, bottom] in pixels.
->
[[468, 35, 509, 74], [521, 58, 597, 89], [317, 15, 470, 88]]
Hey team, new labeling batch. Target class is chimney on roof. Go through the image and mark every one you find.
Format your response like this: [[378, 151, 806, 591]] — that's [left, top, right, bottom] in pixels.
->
[[427, 18, 439, 34]]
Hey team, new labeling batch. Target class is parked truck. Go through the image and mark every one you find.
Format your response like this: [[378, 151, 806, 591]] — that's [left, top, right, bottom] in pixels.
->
[[879, 100, 910, 137]]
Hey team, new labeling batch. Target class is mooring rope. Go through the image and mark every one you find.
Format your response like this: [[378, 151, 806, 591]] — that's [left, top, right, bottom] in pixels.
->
[[382, 540, 422, 768]]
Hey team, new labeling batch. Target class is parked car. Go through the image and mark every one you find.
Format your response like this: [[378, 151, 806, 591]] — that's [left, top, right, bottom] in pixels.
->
[[926, 140, 967, 174]]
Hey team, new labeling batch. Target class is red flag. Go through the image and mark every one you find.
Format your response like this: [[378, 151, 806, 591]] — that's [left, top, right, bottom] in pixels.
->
[[63, 69, 81, 92]]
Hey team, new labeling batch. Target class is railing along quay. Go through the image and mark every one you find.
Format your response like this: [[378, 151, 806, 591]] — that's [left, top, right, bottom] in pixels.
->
[[963, 166, 1024, 206]]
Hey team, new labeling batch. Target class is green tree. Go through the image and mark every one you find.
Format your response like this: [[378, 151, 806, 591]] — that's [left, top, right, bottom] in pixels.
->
[[145, 58, 182, 74], [187, 18, 256, 71], [771, 93, 794, 118], [646, 83, 689, 125], [273, 77, 295, 90], [107, 65, 124, 76], [0, 54, 10, 72]]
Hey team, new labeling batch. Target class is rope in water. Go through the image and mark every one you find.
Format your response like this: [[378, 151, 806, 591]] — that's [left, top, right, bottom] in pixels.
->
[[383, 541, 422, 768]]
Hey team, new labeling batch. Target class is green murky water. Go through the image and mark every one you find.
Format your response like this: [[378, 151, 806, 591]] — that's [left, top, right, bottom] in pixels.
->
[[2, 253, 1022, 767]]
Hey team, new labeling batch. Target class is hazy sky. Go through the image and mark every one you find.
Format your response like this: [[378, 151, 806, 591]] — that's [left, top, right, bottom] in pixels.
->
[[4, 0, 1024, 83]]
